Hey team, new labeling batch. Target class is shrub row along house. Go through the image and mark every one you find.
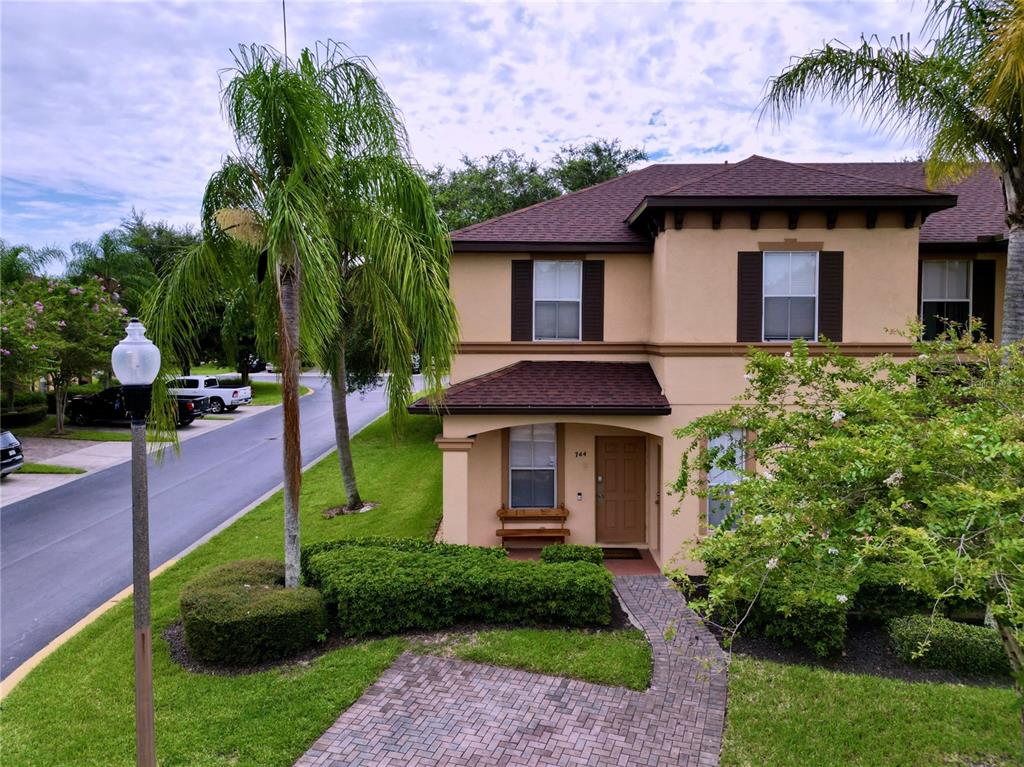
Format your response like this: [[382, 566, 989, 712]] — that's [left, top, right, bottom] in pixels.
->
[[410, 155, 1009, 571]]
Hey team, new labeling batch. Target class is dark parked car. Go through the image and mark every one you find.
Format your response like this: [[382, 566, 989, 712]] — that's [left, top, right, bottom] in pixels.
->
[[1, 430, 24, 477], [66, 387, 210, 428]]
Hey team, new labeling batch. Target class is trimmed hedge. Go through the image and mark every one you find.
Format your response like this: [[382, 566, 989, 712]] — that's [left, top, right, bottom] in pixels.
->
[[300, 536, 507, 583], [304, 543, 612, 637], [0, 405, 47, 428], [888, 614, 1010, 676], [539, 543, 604, 566], [180, 559, 327, 666]]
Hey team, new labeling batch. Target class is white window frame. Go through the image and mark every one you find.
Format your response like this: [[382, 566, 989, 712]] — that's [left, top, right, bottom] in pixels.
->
[[762, 251, 819, 343], [508, 424, 557, 509], [532, 260, 583, 342], [920, 259, 972, 338], [707, 429, 745, 529]]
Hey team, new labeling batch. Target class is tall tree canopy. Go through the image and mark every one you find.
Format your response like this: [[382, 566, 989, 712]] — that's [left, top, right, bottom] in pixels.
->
[[146, 41, 456, 582], [762, 0, 1024, 343], [0, 240, 63, 285], [427, 139, 647, 231]]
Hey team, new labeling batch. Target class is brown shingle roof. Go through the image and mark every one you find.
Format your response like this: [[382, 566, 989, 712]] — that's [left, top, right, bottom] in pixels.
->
[[449, 156, 1006, 250], [407, 361, 671, 415]]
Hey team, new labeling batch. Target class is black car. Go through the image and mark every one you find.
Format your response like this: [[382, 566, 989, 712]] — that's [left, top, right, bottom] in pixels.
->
[[1, 430, 24, 477], [67, 387, 210, 428]]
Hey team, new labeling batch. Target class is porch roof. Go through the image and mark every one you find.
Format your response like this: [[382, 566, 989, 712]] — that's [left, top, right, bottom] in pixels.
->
[[408, 361, 671, 416]]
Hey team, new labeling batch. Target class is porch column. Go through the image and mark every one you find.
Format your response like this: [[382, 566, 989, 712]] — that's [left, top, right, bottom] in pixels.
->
[[435, 436, 475, 544]]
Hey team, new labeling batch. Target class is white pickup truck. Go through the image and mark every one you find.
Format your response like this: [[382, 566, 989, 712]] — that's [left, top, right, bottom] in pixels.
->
[[167, 376, 253, 414]]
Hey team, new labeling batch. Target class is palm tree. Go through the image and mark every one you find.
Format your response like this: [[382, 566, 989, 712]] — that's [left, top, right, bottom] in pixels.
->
[[66, 231, 156, 315], [0, 240, 63, 284], [319, 48, 457, 509], [147, 44, 342, 587], [761, 0, 1024, 343], [145, 42, 457, 581]]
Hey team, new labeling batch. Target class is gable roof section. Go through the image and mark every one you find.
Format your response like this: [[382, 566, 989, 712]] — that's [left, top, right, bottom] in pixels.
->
[[407, 361, 672, 415], [449, 156, 1005, 251]]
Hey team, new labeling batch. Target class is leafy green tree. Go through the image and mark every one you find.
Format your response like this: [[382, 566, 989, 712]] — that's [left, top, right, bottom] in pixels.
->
[[761, 0, 1024, 343], [0, 240, 63, 285], [550, 139, 647, 192], [426, 150, 560, 232], [119, 209, 200, 278], [3, 278, 126, 432], [66, 231, 155, 316], [673, 331, 1023, 738], [0, 287, 49, 406]]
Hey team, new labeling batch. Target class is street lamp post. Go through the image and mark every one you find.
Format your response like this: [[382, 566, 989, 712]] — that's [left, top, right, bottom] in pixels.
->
[[111, 318, 161, 767]]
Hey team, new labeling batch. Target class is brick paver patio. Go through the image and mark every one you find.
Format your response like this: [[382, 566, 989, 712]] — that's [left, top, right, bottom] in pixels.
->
[[294, 575, 727, 767]]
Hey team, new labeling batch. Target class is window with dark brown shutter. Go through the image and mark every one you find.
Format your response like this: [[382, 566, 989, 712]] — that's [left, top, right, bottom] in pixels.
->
[[736, 251, 763, 342], [581, 260, 604, 341], [971, 259, 996, 340], [818, 251, 844, 342], [510, 260, 533, 341]]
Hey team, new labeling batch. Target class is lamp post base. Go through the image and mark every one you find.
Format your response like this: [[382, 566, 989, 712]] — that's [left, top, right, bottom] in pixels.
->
[[134, 626, 156, 767]]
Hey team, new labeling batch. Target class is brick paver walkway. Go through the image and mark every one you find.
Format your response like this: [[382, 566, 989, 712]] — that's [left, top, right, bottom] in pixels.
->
[[294, 575, 727, 767]]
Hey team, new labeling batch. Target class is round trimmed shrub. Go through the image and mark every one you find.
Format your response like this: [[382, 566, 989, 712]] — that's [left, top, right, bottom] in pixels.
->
[[539, 543, 604, 566], [888, 614, 1010, 676], [180, 559, 327, 666]]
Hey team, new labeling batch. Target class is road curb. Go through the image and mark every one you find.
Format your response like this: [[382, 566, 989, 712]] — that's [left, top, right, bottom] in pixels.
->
[[0, 440, 340, 700]]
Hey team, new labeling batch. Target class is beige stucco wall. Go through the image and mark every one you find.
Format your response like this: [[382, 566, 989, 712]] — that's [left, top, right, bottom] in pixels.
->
[[450, 252, 650, 349], [651, 211, 921, 344], [440, 216, 978, 572]]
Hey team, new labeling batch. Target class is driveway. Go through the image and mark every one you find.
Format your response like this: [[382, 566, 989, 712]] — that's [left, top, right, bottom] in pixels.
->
[[0, 374, 399, 678]]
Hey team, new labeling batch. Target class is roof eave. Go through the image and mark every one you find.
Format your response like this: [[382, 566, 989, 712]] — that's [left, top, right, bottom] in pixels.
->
[[408, 404, 672, 416], [627, 193, 958, 227], [450, 240, 652, 253]]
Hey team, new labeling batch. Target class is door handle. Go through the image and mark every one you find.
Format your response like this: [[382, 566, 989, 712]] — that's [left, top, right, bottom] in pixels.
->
[[596, 474, 604, 503]]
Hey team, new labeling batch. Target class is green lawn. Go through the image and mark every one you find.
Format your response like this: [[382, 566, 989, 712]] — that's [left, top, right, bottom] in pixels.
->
[[722, 657, 1021, 767], [417, 628, 652, 690], [17, 462, 86, 474], [15, 415, 132, 441]]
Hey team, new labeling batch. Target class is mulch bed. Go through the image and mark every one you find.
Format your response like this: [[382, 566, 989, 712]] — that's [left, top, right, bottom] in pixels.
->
[[322, 501, 380, 519], [715, 619, 1012, 688]]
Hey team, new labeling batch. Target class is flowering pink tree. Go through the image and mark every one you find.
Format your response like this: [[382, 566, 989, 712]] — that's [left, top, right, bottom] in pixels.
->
[[2, 278, 126, 432]]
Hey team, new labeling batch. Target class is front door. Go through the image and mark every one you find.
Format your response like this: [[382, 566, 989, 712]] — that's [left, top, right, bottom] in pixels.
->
[[595, 436, 646, 543]]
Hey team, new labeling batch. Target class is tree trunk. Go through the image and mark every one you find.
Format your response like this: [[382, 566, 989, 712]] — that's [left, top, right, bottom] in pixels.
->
[[994, 616, 1024, 753], [1000, 171, 1024, 345], [278, 259, 303, 588], [240, 368, 250, 387], [55, 382, 68, 434], [331, 340, 362, 510]]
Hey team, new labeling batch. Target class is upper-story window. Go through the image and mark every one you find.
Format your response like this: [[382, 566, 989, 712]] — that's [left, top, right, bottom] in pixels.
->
[[534, 260, 581, 340], [763, 251, 818, 342], [921, 259, 971, 340]]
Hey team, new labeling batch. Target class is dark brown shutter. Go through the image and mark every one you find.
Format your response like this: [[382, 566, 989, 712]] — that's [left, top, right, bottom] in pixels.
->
[[736, 251, 763, 342], [581, 260, 605, 341], [818, 251, 844, 342], [511, 260, 533, 341], [971, 259, 996, 340]]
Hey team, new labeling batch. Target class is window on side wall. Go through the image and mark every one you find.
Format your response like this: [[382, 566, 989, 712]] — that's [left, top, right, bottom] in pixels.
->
[[534, 260, 581, 340], [509, 423, 556, 508], [707, 429, 745, 528], [763, 251, 818, 342], [921, 259, 971, 340]]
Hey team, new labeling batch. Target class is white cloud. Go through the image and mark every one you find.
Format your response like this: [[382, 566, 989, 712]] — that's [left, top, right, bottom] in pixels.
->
[[2, 0, 929, 249]]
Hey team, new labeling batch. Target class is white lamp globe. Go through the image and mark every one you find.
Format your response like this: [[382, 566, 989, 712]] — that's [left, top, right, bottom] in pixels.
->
[[111, 319, 161, 386]]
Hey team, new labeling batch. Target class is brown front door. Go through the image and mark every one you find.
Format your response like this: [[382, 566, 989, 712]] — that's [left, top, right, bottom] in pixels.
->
[[595, 436, 646, 543]]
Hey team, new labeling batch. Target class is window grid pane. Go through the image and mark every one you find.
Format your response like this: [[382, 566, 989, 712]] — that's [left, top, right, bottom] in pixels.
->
[[509, 424, 557, 508], [534, 261, 581, 341], [763, 251, 818, 341], [707, 429, 744, 528]]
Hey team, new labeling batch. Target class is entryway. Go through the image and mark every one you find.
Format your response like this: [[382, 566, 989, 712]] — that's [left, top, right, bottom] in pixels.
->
[[595, 436, 646, 544]]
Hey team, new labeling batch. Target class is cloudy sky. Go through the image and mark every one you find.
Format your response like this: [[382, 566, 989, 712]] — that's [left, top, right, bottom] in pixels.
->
[[2, 0, 929, 251]]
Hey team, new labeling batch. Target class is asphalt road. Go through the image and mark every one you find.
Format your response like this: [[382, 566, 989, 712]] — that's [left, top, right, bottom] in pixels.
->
[[0, 373, 397, 679]]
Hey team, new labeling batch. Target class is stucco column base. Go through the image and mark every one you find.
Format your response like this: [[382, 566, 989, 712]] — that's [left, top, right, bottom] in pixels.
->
[[435, 436, 475, 544]]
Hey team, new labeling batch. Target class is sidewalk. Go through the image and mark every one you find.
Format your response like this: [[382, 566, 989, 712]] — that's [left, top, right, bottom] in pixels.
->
[[0, 406, 269, 506]]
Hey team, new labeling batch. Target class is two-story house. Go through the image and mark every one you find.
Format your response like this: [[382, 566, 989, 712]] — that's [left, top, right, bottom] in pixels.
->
[[409, 155, 1009, 571]]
